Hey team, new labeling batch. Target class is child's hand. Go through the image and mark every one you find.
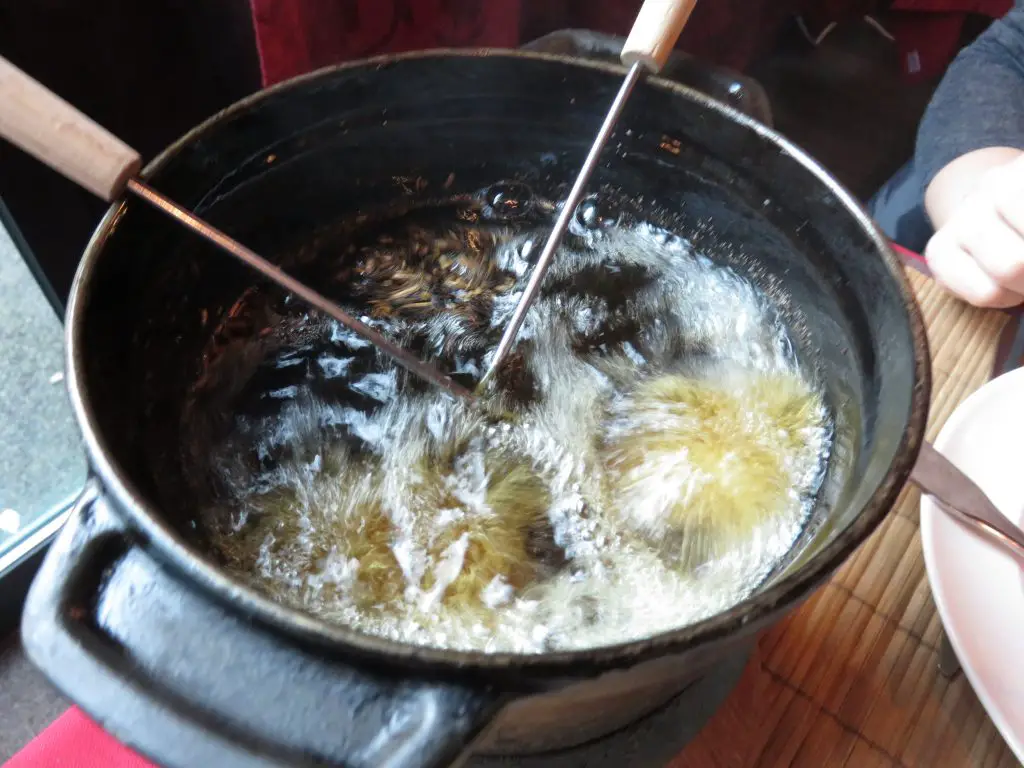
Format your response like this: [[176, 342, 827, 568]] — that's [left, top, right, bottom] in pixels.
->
[[925, 152, 1024, 308]]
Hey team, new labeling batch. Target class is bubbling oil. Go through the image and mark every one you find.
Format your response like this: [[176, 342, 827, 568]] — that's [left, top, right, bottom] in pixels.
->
[[185, 183, 832, 653]]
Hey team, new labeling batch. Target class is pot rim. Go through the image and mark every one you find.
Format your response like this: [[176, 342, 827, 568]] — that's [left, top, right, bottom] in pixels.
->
[[64, 48, 931, 676]]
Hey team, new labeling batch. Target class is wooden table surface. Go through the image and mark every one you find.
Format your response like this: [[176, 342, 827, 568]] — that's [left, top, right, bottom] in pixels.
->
[[671, 269, 1022, 768]]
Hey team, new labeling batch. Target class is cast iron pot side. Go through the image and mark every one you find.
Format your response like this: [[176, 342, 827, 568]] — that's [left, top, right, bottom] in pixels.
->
[[21, 50, 929, 768]]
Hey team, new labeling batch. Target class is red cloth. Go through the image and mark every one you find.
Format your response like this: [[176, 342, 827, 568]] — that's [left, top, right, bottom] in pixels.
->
[[791, 0, 1012, 82], [4, 708, 153, 768], [890, 0, 1012, 11], [798, 0, 883, 33], [250, 0, 523, 87], [887, 0, 1013, 81], [247, 0, 1017, 90], [248, 0, 806, 87]]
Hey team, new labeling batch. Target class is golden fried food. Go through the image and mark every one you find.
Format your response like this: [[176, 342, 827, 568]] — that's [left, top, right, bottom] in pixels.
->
[[602, 369, 828, 569], [412, 446, 552, 611]]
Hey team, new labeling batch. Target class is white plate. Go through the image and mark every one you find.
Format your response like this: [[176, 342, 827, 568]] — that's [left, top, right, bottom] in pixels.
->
[[921, 365, 1024, 763]]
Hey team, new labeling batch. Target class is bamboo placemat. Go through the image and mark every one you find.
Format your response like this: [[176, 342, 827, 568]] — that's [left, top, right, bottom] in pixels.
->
[[671, 270, 1020, 768]]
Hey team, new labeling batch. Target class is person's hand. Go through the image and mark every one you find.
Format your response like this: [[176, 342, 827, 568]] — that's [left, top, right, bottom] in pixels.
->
[[924, 150, 1024, 308]]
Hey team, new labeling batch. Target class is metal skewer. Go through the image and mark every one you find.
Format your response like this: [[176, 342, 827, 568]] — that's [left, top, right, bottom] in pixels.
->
[[0, 54, 472, 400], [482, 62, 644, 384], [126, 179, 474, 400], [482, 0, 698, 385]]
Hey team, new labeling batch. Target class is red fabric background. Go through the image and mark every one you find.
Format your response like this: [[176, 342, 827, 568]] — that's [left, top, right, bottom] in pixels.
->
[[887, 0, 1013, 80], [3, 708, 154, 768], [248, 0, 807, 87], [889, 0, 1012, 11], [250, 0, 522, 86], [248, 0, 1014, 90]]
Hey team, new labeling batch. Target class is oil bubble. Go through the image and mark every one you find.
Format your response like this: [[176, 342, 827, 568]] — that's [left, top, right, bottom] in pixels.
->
[[572, 195, 618, 234], [481, 182, 534, 221]]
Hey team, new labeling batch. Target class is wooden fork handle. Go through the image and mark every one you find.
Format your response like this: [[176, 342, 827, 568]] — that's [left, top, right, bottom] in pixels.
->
[[0, 55, 141, 201]]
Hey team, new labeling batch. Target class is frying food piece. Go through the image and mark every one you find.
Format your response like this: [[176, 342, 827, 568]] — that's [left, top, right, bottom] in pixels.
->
[[218, 466, 406, 611], [602, 369, 828, 570], [338, 499, 406, 610], [410, 442, 554, 613], [223, 433, 557, 618]]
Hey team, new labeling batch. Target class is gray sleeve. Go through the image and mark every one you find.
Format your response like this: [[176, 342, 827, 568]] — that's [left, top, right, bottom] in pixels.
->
[[914, 1, 1024, 192]]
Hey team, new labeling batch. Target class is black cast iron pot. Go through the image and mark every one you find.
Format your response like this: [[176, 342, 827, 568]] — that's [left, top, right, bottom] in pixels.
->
[[21, 50, 929, 768]]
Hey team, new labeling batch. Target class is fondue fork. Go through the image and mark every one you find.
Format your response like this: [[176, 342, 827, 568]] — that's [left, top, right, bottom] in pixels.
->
[[0, 55, 474, 401], [482, 0, 698, 385]]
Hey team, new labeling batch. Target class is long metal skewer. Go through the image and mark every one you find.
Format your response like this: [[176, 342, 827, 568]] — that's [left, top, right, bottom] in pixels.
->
[[126, 178, 475, 401], [480, 62, 645, 386]]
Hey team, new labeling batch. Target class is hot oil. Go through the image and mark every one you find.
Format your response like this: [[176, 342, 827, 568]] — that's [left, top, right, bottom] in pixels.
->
[[183, 183, 833, 654]]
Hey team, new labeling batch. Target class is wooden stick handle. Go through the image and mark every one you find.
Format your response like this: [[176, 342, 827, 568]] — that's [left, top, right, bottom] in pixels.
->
[[0, 56, 141, 201], [621, 0, 698, 73]]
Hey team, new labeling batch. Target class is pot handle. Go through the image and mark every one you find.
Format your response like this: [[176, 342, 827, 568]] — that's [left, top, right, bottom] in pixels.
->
[[21, 482, 508, 768]]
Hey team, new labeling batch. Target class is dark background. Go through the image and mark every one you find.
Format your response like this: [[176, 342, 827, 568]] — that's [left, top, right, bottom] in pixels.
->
[[0, 0, 262, 308]]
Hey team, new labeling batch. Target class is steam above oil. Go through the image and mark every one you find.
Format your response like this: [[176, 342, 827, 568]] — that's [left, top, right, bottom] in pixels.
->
[[183, 183, 832, 654]]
